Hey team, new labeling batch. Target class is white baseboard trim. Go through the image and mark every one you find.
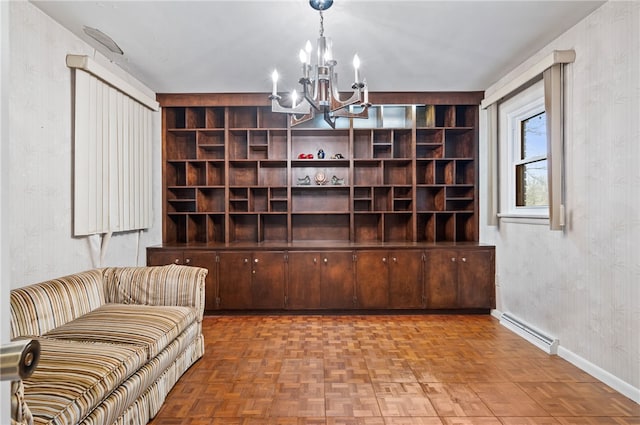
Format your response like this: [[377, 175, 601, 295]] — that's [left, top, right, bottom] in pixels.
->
[[492, 308, 639, 404], [557, 346, 640, 404]]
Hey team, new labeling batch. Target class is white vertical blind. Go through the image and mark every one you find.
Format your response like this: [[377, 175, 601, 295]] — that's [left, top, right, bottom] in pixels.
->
[[69, 55, 158, 236]]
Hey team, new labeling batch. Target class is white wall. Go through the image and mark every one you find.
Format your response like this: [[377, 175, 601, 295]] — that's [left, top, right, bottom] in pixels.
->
[[1, 0, 11, 419], [480, 1, 639, 402], [1, 2, 162, 421]]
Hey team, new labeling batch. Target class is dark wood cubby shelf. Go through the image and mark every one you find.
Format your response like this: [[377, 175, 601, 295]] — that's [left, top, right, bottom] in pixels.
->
[[150, 92, 495, 312]]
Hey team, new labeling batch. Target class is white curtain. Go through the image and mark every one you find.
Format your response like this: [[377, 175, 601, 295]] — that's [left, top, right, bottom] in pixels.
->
[[544, 64, 565, 230]]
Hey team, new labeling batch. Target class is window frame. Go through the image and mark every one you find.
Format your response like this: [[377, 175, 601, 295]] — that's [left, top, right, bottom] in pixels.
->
[[499, 80, 550, 220]]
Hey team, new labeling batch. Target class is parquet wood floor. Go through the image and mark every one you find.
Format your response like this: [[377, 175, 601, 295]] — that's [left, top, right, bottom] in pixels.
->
[[150, 315, 639, 425]]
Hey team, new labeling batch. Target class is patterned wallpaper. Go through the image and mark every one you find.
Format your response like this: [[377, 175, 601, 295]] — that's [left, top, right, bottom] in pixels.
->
[[480, 1, 639, 397], [5, 1, 162, 287]]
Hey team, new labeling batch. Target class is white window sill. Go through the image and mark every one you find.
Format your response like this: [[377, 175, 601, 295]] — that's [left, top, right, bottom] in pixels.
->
[[497, 213, 549, 225]]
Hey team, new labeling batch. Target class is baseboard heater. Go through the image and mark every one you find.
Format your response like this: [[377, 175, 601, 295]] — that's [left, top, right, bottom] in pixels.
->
[[500, 313, 559, 355]]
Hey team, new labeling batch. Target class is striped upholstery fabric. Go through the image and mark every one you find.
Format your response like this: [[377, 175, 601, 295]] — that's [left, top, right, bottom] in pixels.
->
[[78, 330, 202, 425], [103, 264, 207, 321], [10, 264, 206, 425], [11, 380, 33, 425], [44, 303, 196, 359], [10, 269, 106, 338], [24, 338, 147, 425]]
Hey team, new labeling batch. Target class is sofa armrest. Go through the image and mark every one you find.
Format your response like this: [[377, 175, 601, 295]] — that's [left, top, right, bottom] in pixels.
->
[[103, 265, 207, 321]]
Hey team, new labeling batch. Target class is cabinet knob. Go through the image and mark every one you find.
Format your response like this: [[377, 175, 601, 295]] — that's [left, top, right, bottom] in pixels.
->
[[451, 257, 456, 262], [323, 258, 328, 264], [252, 269, 256, 274], [185, 258, 191, 264], [461, 257, 467, 262], [392, 257, 397, 263], [254, 258, 259, 263], [244, 258, 249, 263], [313, 258, 317, 264], [382, 257, 387, 263], [174, 259, 180, 264]]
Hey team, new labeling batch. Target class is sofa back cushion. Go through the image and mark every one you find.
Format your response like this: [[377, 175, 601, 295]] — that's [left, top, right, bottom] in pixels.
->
[[103, 264, 206, 321], [10, 269, 106, 338]]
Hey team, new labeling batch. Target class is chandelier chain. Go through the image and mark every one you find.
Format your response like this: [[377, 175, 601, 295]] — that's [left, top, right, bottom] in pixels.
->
[[319, 11, 324, 38]]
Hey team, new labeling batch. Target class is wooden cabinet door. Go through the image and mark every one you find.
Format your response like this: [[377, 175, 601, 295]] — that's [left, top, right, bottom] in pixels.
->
[[320, 251, 355, 309], [388, 250, 423, 309], [251, 251, 286, 309], [217, 252, 252, 309], [457, 249, 495, 309], [287, 251, 322, 309], [147, 249, 184, 266], [424, 249, 459, 308], [184, 251, 218, 312], [355, 251, 389, 308]]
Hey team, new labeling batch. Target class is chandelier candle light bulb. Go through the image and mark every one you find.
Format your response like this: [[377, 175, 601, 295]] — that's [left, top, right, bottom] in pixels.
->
[[299, 49, 309, 79], [363, 79, 369, 104], [353, 54, 360, 83], [271, 70, 278, 96], [305, 41, 312, 65]]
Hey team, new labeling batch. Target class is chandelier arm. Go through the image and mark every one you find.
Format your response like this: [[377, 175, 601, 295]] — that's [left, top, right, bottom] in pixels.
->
[[329, 87, 363, 111], [332, 105, 369, 119], [301, 79, 321, 112], [291, 110, 315, 126], [270, 95, 312, 115], [322, 109, 337, 129], [328, 68, 364, 111]]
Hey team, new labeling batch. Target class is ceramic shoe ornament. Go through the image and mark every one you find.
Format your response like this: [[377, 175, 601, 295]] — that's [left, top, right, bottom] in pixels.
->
[[331, 175, 344, 185], [317, 149, 325, 159], [314, 171, 327, 185], [330, 153, 344, 159], [297, 175, 311, 185]]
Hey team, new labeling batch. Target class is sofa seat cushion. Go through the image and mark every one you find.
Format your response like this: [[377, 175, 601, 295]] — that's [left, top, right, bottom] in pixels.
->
[[44, 303, 197, 359], [22, 338, 147, 425]]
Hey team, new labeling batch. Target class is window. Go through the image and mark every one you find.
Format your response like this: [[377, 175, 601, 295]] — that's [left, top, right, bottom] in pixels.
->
[[516, 111, 547, 207], [484, 52, 569, 229], [499, 79, 549, 219]]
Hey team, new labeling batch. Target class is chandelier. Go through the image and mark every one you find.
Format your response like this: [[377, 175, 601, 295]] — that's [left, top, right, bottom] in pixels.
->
[[269, 0, 370, 128]]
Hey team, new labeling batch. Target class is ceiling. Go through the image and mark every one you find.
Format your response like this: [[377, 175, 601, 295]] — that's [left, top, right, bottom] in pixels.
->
[[32, 0, 605, 95]]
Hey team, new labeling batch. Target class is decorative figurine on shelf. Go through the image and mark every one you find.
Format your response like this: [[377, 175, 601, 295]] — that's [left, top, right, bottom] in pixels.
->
[[297, 175, 311, 185], [314, 171, 327, 185], [317, 149, 325, 159], [331, 175, 344, 185], [330, 153, 344, 159]]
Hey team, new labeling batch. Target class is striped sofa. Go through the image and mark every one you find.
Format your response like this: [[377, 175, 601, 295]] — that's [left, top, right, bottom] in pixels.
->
[[9, 264, 207, 425]]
